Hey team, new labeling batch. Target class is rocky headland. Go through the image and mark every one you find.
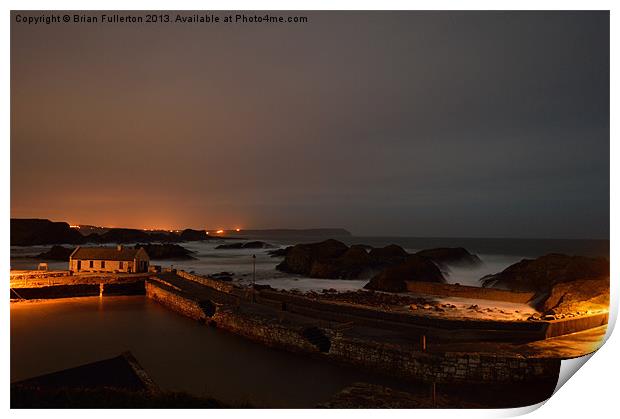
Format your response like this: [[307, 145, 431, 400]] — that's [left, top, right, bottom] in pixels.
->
[[11, 218, 351, 247], [11, 219, 84, 246]]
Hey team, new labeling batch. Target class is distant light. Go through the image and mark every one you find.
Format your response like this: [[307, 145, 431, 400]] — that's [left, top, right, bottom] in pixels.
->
[[216, 229, 224, 234], [235, 228, 241, 232], [69, 225, 80, 229]]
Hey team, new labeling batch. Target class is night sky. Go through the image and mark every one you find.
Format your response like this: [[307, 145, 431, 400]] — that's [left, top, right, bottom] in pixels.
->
[[11, 11, 609, 238]]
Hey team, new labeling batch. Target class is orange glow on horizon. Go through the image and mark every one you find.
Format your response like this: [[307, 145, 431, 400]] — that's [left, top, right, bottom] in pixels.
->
[[68, 222, 247, 234]]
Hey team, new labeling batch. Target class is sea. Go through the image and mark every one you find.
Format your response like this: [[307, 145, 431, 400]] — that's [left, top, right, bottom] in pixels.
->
[[10, 235, 609, 292]]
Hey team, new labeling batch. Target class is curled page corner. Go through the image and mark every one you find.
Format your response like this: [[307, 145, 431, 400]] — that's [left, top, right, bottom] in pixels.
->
[[502, 351, 600, 416], [551, 295, 616, 399], [555, 354, 594, 392]]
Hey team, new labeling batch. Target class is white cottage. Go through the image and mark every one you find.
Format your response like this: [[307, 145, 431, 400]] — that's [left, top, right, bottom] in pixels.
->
[[69, 245, 149, 273]]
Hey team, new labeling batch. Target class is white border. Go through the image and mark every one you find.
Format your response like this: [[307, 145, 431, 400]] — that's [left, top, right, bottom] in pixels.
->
[[3, 1, 616, 418]]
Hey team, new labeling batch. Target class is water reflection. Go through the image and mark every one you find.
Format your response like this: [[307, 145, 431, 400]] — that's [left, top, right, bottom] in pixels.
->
[[11, 296, 403, 407]]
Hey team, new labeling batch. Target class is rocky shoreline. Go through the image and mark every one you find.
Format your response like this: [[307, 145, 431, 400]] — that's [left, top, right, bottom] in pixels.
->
[[271, 240, 609, 319]]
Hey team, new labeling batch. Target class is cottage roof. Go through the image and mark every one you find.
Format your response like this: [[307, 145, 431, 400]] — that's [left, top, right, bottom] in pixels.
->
[[70, 246, 145, 261]]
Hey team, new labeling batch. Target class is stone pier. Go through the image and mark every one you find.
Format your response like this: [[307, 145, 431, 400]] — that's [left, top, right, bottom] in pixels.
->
[[145, 272, 573, 385]]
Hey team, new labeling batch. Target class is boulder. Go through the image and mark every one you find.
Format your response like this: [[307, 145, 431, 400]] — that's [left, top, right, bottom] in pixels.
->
[[415, 247, 482, 267], [36, 245, 75, 261], [276, 241, 416, 279], [276, 239, 349, 275], [480, 253, 609, 292], [368, 244, 409, 265], [364, 255, 445, 292], [309, 245, 373, 279], [538, 277, 609, 315], [135, 243, 196, 260]]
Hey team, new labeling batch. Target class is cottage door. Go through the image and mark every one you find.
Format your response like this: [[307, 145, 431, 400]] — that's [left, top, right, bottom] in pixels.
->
[[77, 260, 81, 271]]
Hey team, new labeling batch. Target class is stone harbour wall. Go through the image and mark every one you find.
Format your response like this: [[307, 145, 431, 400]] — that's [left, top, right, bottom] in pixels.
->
[[544, 312, 609, 338], [329, 334, 560, 384], [255, 288, 547, 342], [184, 270, 602, 343], [145, 280, 206, 322], [212, 309, 319, 354], [145, 278, 561, 385], [176, 270, 235, 294]]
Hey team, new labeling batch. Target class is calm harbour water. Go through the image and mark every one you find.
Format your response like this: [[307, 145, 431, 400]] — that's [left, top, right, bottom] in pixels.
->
[[10, 296, 406, 407]]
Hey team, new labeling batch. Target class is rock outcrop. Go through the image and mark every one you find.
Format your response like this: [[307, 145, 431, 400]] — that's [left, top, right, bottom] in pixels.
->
[[274, 240, 485, 290], [267, 247, 291, 257], [415, 247, 482, 267], [276, 239, 349, 275], [276, 241, 412, 279], [309, 245, 374, 279], [538, 277, 609, 315], [36, 245, 75, 261], [11, 219, 84, 246], [368, 245, 409, 265], [364, 255, 445, 292], [480, 253, 609, 292], [135, 243, 196, 260], [480, 253, 610, 315]]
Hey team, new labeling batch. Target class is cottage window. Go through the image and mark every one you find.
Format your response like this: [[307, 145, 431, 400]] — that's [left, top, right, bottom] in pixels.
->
[[89, 260, 94, 268], [101, 261, 105, 268], [119, 261, 124, 269]]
